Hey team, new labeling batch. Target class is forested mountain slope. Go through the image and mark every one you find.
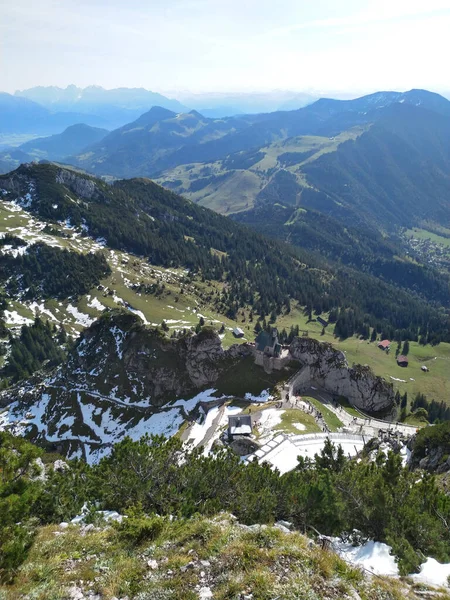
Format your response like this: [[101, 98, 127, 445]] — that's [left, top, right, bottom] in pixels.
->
[[1, 162, 449, 344], [0, 124, 109, 174], [298, 104, 450, 229], [70, 106, 257, 177], [138, 93, 450, 305], [69, 88, 450, 179], [65, 91, 450, 289]]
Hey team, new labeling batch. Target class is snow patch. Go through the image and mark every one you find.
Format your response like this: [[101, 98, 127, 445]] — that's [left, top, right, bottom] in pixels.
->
[[333, 539, 398, 576], [293, 423, 306, 431], [87, 296, 106, 312], [127, 307, 149, 325], [258, 408, 283, 434], [3, 310, 33, 325], [411, 557, 450, 587], [244, 389, 272, 403], [67, 304, 94, 327]]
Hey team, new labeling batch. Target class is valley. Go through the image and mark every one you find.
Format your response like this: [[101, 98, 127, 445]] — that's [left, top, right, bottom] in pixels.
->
[[0, 181, 426, 471]]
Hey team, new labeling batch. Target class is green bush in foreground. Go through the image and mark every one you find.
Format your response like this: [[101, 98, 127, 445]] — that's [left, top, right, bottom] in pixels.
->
[[1, 431, 450, 582]]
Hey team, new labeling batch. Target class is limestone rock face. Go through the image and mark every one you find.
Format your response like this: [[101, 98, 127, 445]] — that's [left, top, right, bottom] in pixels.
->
[[56, 168, 98, 199], [0, 311, 253, 462], [289, 337, 394, 413], [408, 435, 450, 474], [64, 311, 252, 406]]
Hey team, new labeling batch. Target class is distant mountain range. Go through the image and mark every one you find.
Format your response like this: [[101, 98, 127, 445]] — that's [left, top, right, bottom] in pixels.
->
[[0, 124, 108, 171], [173, 90, 317, 117], [16, 85, 317, 118], [45, 88, 448, 296], [15, 85, 189, 130], [3, 87, 450, 289], [65, 88, 450, 222], [0, 86, 190, 137], [1, 85, 317, 138], [0, 92, 111, 135]]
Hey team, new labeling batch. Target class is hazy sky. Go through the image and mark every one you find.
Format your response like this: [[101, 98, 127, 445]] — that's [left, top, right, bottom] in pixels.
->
[[2, 0, 450, 96]]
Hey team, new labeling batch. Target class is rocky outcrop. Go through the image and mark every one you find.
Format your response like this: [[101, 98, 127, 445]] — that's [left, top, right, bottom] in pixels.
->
[[0, 311, 253, 462], [417, 448, 450, 474], [55, 169, 98, 200], [408, 422, 450, 474], [289, 337, 394, 413], [61, 310, 252, 406]]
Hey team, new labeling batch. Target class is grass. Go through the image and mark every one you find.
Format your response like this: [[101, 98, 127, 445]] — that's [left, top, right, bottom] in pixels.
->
[[406, 227, 450, 248], [154, 127, 368, 217], [1, 514, 420, 600], [305, 397, 344, 431], [276, 303, 450, 406], [336, 338, 450, 406], [273, 408, 321, 435], [0, 202, 260, 347], [333, 396, 362, 418], [404, 413, 430, 427]]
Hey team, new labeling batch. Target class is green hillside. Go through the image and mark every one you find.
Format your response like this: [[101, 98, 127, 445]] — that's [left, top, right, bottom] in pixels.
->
[[1, 162, 449, 347]]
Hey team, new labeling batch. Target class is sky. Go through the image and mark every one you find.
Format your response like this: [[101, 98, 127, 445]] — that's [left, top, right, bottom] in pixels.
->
[[1, 0, 450, 97]]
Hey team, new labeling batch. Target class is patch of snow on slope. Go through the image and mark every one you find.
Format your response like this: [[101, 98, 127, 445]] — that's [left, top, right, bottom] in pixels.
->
[[28, 301, 59, 322], [187, 406, 221, 448], [67, 304, 94, 327], [0, 243, 29, 257], [172, 389, 224, 412], [127, 307, 149, 325], [0, 393, 52, 437], [333, 539, 398, 576], [87, 296, 106, 312], [4, 310, 33, 325], [245, 389, 272, 403], [335, 538, 450, 586], [293, 423, 306, 431], [411, 557, 450, 587], [258, 408, 283, 435], [110, 326, 125, 359], [75, 395, 185, 464]]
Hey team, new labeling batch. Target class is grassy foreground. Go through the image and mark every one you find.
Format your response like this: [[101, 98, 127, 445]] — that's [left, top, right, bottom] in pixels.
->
[[0, 513, 440, 600]]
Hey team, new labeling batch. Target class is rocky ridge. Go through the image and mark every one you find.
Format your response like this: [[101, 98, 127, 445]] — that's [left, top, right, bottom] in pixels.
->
[[0, 311, 252, 462], [66, 310, 251, 406], [289, 337, 395, 413]]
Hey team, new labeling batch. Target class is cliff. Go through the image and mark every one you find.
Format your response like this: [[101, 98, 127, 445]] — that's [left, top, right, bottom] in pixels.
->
[[66, 310, 251, 406], [289, 336, 395, 413], [0, 310, 252, 462]]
